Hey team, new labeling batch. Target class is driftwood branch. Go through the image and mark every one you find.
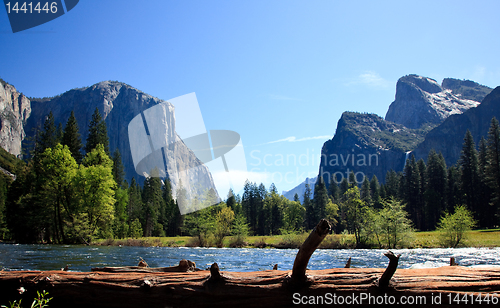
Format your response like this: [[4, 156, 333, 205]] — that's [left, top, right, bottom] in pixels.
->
[[290, 219, 331, 285], [379, 250, 401, 289], [344, 257, 352, 268]]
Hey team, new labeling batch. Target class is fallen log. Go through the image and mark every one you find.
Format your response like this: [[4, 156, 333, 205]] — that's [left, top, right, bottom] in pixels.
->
[[2, 267, 500, 307], [91, 259, 200, 273]]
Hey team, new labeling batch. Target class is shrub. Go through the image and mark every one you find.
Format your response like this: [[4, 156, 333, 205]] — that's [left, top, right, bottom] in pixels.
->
[[437, 205, 476, 248]]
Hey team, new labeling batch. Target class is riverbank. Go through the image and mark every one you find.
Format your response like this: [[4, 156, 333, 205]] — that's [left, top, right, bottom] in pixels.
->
[[91, 229, 500, 249]]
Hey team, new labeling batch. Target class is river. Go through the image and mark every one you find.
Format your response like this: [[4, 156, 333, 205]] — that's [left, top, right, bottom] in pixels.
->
[[1, 244, 499, 272]]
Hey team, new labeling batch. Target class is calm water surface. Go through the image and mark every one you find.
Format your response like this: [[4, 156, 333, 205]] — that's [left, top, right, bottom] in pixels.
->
[[1, 244, 499, 272]]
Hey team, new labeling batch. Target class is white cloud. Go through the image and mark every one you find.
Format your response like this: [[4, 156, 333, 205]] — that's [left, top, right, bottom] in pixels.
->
[[264, 135, 331, 145], [210, 169, 272, 196], [343, 71, 391, 89]]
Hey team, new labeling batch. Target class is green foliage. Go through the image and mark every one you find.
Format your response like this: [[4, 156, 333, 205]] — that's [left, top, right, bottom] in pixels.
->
[[0, 145, 21, 173], [61, 111, 83, 163], [1, 290, 52, 308], [111, 149, 126, 188], [459, 130, 480, 217], [112, 187, 129, 239], [129, 218, 143, 238], [183, 206, 215, 247], [282, 199, 306, 232], [85, 108, 109, 155], [214, 206, 235, 247], [74, 144, 116, 242], [324, 198, 338, 227], [375, 198, 415, 248], [339, 187, 370, 247], [437, 205, 476, 248]]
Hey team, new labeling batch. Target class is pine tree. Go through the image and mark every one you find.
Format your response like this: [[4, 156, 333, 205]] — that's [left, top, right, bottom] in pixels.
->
[[360, 176, 371, 205], [339, 177, 350, 197], [424, 150, 447, 230], [142, 176, 165, 237], [303, 183, 313, 229], [446, 165, 461, 212], [384, 170, 399, 199], [328, 174, 340, 201], [61, 111, 83, 163], [459, 130, 480, 217], [486, 117, 500, 224], [163, 177, 180, 236], [112, 149, 126, 188], [85, 108, 110, 155], [127, 178, 144, 228], [369, 175, 382, 208], [403, 155, 423, 230], [478, 137, 493, 228], [313, 176, 329, 222], [36, 112, 58, 157]]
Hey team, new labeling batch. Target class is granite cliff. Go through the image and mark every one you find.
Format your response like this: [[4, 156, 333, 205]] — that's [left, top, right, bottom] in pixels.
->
[[305, 75, 494, 194], [0, 79, 31, 156], [412, 86, 500, 166], [317, 112, 430, 186], [385, 75, 481, 129], [0, 79, 216, 199]]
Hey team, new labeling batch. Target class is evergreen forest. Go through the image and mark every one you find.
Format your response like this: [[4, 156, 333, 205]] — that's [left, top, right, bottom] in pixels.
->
[[1, 110, 500, 247]]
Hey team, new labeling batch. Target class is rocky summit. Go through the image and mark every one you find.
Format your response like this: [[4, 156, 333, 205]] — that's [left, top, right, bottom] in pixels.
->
[[317, 112, 430, 187], [385, 74, 481, 129]]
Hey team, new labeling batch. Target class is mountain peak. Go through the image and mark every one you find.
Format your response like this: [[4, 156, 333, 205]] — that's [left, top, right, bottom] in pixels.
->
[[385, 74, 481, 129]]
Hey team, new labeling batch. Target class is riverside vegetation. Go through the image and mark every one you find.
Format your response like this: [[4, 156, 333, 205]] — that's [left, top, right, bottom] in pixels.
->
[[1, 108, 500, 249]]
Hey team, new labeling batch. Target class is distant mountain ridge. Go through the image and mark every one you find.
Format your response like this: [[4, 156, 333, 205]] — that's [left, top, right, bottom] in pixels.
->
[[286, 75, 494, 198], [282, 176, 316, 202]]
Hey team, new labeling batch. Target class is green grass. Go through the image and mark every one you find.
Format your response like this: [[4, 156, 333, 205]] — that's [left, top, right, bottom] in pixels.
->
[[92, 229, 500, 249]]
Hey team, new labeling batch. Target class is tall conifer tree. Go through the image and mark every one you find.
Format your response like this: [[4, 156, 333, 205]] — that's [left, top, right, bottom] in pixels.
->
[[85, 108, 110, 155], [62, 111, 83, 163], [459, 130, 480, 216], [486, 117, 500, 223]]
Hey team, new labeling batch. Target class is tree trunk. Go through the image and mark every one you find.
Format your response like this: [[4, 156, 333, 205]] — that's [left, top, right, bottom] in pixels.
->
[[2, 266, 500, 308]]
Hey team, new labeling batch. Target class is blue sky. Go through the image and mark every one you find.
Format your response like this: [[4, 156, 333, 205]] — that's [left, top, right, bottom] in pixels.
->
[[1, 0, 500, 194]]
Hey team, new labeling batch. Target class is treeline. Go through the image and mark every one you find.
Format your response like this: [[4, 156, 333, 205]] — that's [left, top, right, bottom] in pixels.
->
[[1, 112, 499, 245]]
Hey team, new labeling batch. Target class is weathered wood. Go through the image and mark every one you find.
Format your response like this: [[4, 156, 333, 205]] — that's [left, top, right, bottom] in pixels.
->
[[2, 220, 500, 307], [91, 259, 199, 273], [344, 257, 352, 268], [2, 267, 500, 307], [290, 219, 331, 285], [378, 251, 400, 289], [450, 257, 458, 266]]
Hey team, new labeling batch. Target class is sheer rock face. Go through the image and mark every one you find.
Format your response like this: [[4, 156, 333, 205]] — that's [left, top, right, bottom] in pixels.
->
[[22, 81, 216, 199], [412, 86, 500, 166], [317, 112, 426, 186], [385, 75, 481, 129], [0, 81, 31, 156]]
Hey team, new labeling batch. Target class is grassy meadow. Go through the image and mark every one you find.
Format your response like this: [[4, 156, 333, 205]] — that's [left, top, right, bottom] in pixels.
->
[[93, 229, 500, 249]]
